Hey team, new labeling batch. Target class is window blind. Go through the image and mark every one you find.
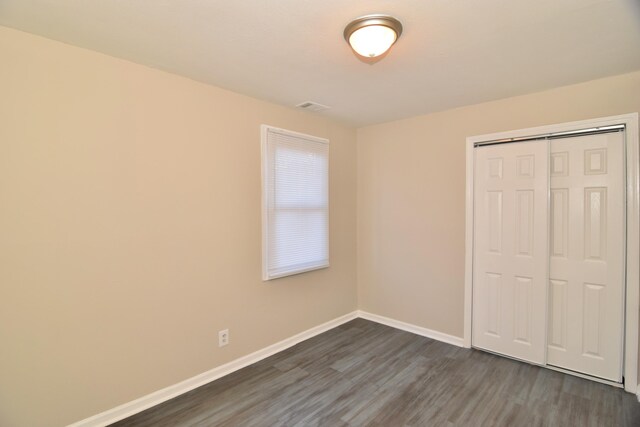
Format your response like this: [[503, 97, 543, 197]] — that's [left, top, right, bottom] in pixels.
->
[[261, 126, 329, 280]]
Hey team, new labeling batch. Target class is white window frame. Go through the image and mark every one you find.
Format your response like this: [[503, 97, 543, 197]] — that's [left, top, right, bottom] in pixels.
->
[[261, 125, 330, 280]]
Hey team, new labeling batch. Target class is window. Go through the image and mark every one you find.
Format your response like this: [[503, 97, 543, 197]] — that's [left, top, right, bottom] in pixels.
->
[[261, 125, 329, 280]]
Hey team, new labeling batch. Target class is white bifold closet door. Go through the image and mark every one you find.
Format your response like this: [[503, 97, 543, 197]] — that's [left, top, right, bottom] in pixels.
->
[[472, 140, 549, 364], [547, 132, 625, 382]]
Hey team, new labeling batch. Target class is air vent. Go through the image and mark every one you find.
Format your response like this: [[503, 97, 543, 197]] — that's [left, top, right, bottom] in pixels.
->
[[296, 101, 330, 112]]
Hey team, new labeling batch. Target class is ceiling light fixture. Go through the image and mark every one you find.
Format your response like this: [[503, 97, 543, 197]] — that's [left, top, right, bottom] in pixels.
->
[[344, 14, 403, 59]]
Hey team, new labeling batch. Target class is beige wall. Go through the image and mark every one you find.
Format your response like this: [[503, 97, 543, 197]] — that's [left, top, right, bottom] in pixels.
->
[[357, 70, 640, 338], [0, 27, 357, 427]]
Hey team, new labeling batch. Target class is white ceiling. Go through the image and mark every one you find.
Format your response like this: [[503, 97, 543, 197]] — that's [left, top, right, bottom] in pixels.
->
[[1, 0, 639, 126]]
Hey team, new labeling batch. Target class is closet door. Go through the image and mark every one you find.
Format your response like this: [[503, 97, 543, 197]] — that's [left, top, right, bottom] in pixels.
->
[[473, 141, 549, 364], [547, 132, 625, 382]]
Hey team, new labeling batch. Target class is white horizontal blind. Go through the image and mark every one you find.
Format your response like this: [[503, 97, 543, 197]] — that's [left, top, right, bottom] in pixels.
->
[[262, 126, 329, 280]]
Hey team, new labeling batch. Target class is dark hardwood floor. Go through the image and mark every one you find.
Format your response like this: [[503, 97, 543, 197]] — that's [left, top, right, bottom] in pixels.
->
[[112, 319, 640, 426]]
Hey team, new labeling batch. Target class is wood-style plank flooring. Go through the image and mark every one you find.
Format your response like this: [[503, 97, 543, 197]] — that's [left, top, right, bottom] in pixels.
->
[[112, 319, 640, 426]]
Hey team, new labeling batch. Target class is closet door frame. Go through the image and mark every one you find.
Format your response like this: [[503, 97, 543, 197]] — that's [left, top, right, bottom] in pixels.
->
[[463, 113, 639, 394]]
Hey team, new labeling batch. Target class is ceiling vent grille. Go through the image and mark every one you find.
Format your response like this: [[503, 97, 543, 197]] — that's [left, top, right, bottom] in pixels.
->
[[296, 101, 330, 112]]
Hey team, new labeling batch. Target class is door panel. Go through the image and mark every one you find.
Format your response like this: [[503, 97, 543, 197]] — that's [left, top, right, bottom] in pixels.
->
[[549, 279, 568, 349], [473, 141, 549, 364], [547, 132, 625, 382]]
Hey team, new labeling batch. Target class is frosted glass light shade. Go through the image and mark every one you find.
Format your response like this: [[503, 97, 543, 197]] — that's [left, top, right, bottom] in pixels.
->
[[344, 15, 403, 59], [348, 25, 397, 57]]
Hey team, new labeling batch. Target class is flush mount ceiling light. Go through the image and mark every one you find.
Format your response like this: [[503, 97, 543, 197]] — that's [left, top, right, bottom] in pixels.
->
[[344, 14, 403, 59]]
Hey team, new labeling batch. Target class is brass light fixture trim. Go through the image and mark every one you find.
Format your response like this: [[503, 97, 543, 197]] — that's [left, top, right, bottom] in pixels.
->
[[343, 14, 403, 58]]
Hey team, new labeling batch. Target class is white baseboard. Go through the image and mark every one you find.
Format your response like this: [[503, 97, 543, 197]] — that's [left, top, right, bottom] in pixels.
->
[[69, 310, 464, 426], [68, 311, 359, 427], [357, 311, 465, 347]]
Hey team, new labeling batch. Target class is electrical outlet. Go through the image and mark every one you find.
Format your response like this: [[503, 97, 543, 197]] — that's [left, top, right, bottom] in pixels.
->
[[218, 329, 229, 347]]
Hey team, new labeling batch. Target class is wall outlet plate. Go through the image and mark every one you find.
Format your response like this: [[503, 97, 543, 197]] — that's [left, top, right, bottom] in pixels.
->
[[218, 329, 229, 347]]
